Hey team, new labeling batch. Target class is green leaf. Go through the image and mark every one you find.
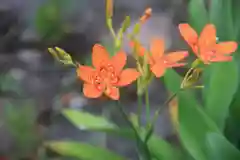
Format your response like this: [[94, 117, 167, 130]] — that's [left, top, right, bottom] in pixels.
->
[[147, 134, 182, 160], [35, 0, 65, 41], [225, 83, 240, 145], [233, 0, 240, 39], [178, 91, 220, 160], [62, 109, 135, 139], [209, 0, 234, 39], [207, 0, 239, 132], [63, 109, 180, 160], [206, 132, 240, 160], [163, 69, 221, 160], [188, 0, 209, 33], [163, 69, 182, 93], [203, 62, 238, 130], [63, 109, 117, 130], [4, 101, 40, 158], [46, 141, 126, 160]]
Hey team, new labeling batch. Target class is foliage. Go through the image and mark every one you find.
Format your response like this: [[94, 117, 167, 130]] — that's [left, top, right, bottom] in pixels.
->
[[35, 0, 69, 41]]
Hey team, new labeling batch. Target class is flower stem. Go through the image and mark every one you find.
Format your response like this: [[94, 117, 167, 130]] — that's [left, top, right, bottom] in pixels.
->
[[137, 93, 143, 124], [106, 18, 116, 39], [145, 89, 150, 126], [152, 92, 177, 125], [115, 101, 151, 159], [144, 92, 178, 143], [115, 101, 139, 138]]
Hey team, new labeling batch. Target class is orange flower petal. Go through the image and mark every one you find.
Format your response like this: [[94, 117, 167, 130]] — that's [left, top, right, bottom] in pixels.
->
[[111, 51, 127, 73], [199, 24, 216, 50], [105, 86, 120, 100], [83, 83, 102, 98], [178, 23, 198, 53], [215, 41, 238, 54], [210, 55, 233, 62], [165, 51, 188, 62], [77, 65, 95, 83], [150, 39, 164, 60], [129, 41, 146, 56], [92, 44, 110, 69], [117, 69, 140, 87], [150, 62, 166, 78], [169, 63, 187, 67]]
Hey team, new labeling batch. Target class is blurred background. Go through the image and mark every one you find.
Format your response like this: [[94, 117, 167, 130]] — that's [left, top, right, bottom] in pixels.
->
[[0, 0, 189, 159]]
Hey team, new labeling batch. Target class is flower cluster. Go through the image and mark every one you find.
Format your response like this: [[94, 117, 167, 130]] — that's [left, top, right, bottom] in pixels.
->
[[47, 7, 237, 101], [76, 22, 237, 100]]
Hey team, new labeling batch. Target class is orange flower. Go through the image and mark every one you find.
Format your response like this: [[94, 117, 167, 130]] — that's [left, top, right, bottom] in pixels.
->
[[77, 44, 140, 100], [130, 39, 188, 78], [179, 23, 238, 64]]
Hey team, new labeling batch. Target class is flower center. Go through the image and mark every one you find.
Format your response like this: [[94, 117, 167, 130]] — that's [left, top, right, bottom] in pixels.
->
[[161, 57, 175, 67], [92, 64, 119, 91], [163, 60, 168, 64]]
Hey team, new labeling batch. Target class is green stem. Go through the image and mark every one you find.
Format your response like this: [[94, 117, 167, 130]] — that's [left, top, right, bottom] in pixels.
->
[[115, 101, 151, 159], [144, 59, 202, 143], [106, 18, 116, 39], [144, 92, 178, 143], [145, 89, 150, 126], [152, 92, 177, 125], [137, 92, 143, 124], [181, 67, 194, 88], [115, 101, 140, 140]]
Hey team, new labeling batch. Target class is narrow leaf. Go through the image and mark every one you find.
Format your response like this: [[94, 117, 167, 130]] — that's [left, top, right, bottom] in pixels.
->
[[63, 109, 135, 139], [63, 109, 116, 130], [46, 141, 125, 160], [204, 62, 238, 130], [206, 132, 240, 160], [209, 0, 234, 39], [163, 69, 182, 93], [178, 91, 220, 160], [188, 0, 209, 33], [147, 134, 182, 160]]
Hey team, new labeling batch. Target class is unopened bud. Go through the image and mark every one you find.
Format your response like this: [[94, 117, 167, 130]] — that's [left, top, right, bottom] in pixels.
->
[[106, 0, 113, 18], [139, 8, 152, 24], [48, 47, 75, 66]]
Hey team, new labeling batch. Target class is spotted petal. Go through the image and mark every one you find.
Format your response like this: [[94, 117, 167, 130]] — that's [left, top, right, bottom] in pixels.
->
[[150, 39, 165, 60], [117, 69, 140, 87], [178, 23, 198, 53], [199, 24, 216, 51], [105, 86, 120, 100], [210, 55, 233, 62], [111, 51, 127, 73], [92, 44, 110, 69], [165, 51, 188, 63], [150, 62, 166, 78], [83, 83, 102, 98], [215, 42, 238, 55], [77, 65, 95, 83]]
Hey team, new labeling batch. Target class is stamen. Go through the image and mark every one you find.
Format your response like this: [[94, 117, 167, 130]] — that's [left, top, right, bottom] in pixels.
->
[[97, 64, 120, 86], [111, 73, 119, 84]]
